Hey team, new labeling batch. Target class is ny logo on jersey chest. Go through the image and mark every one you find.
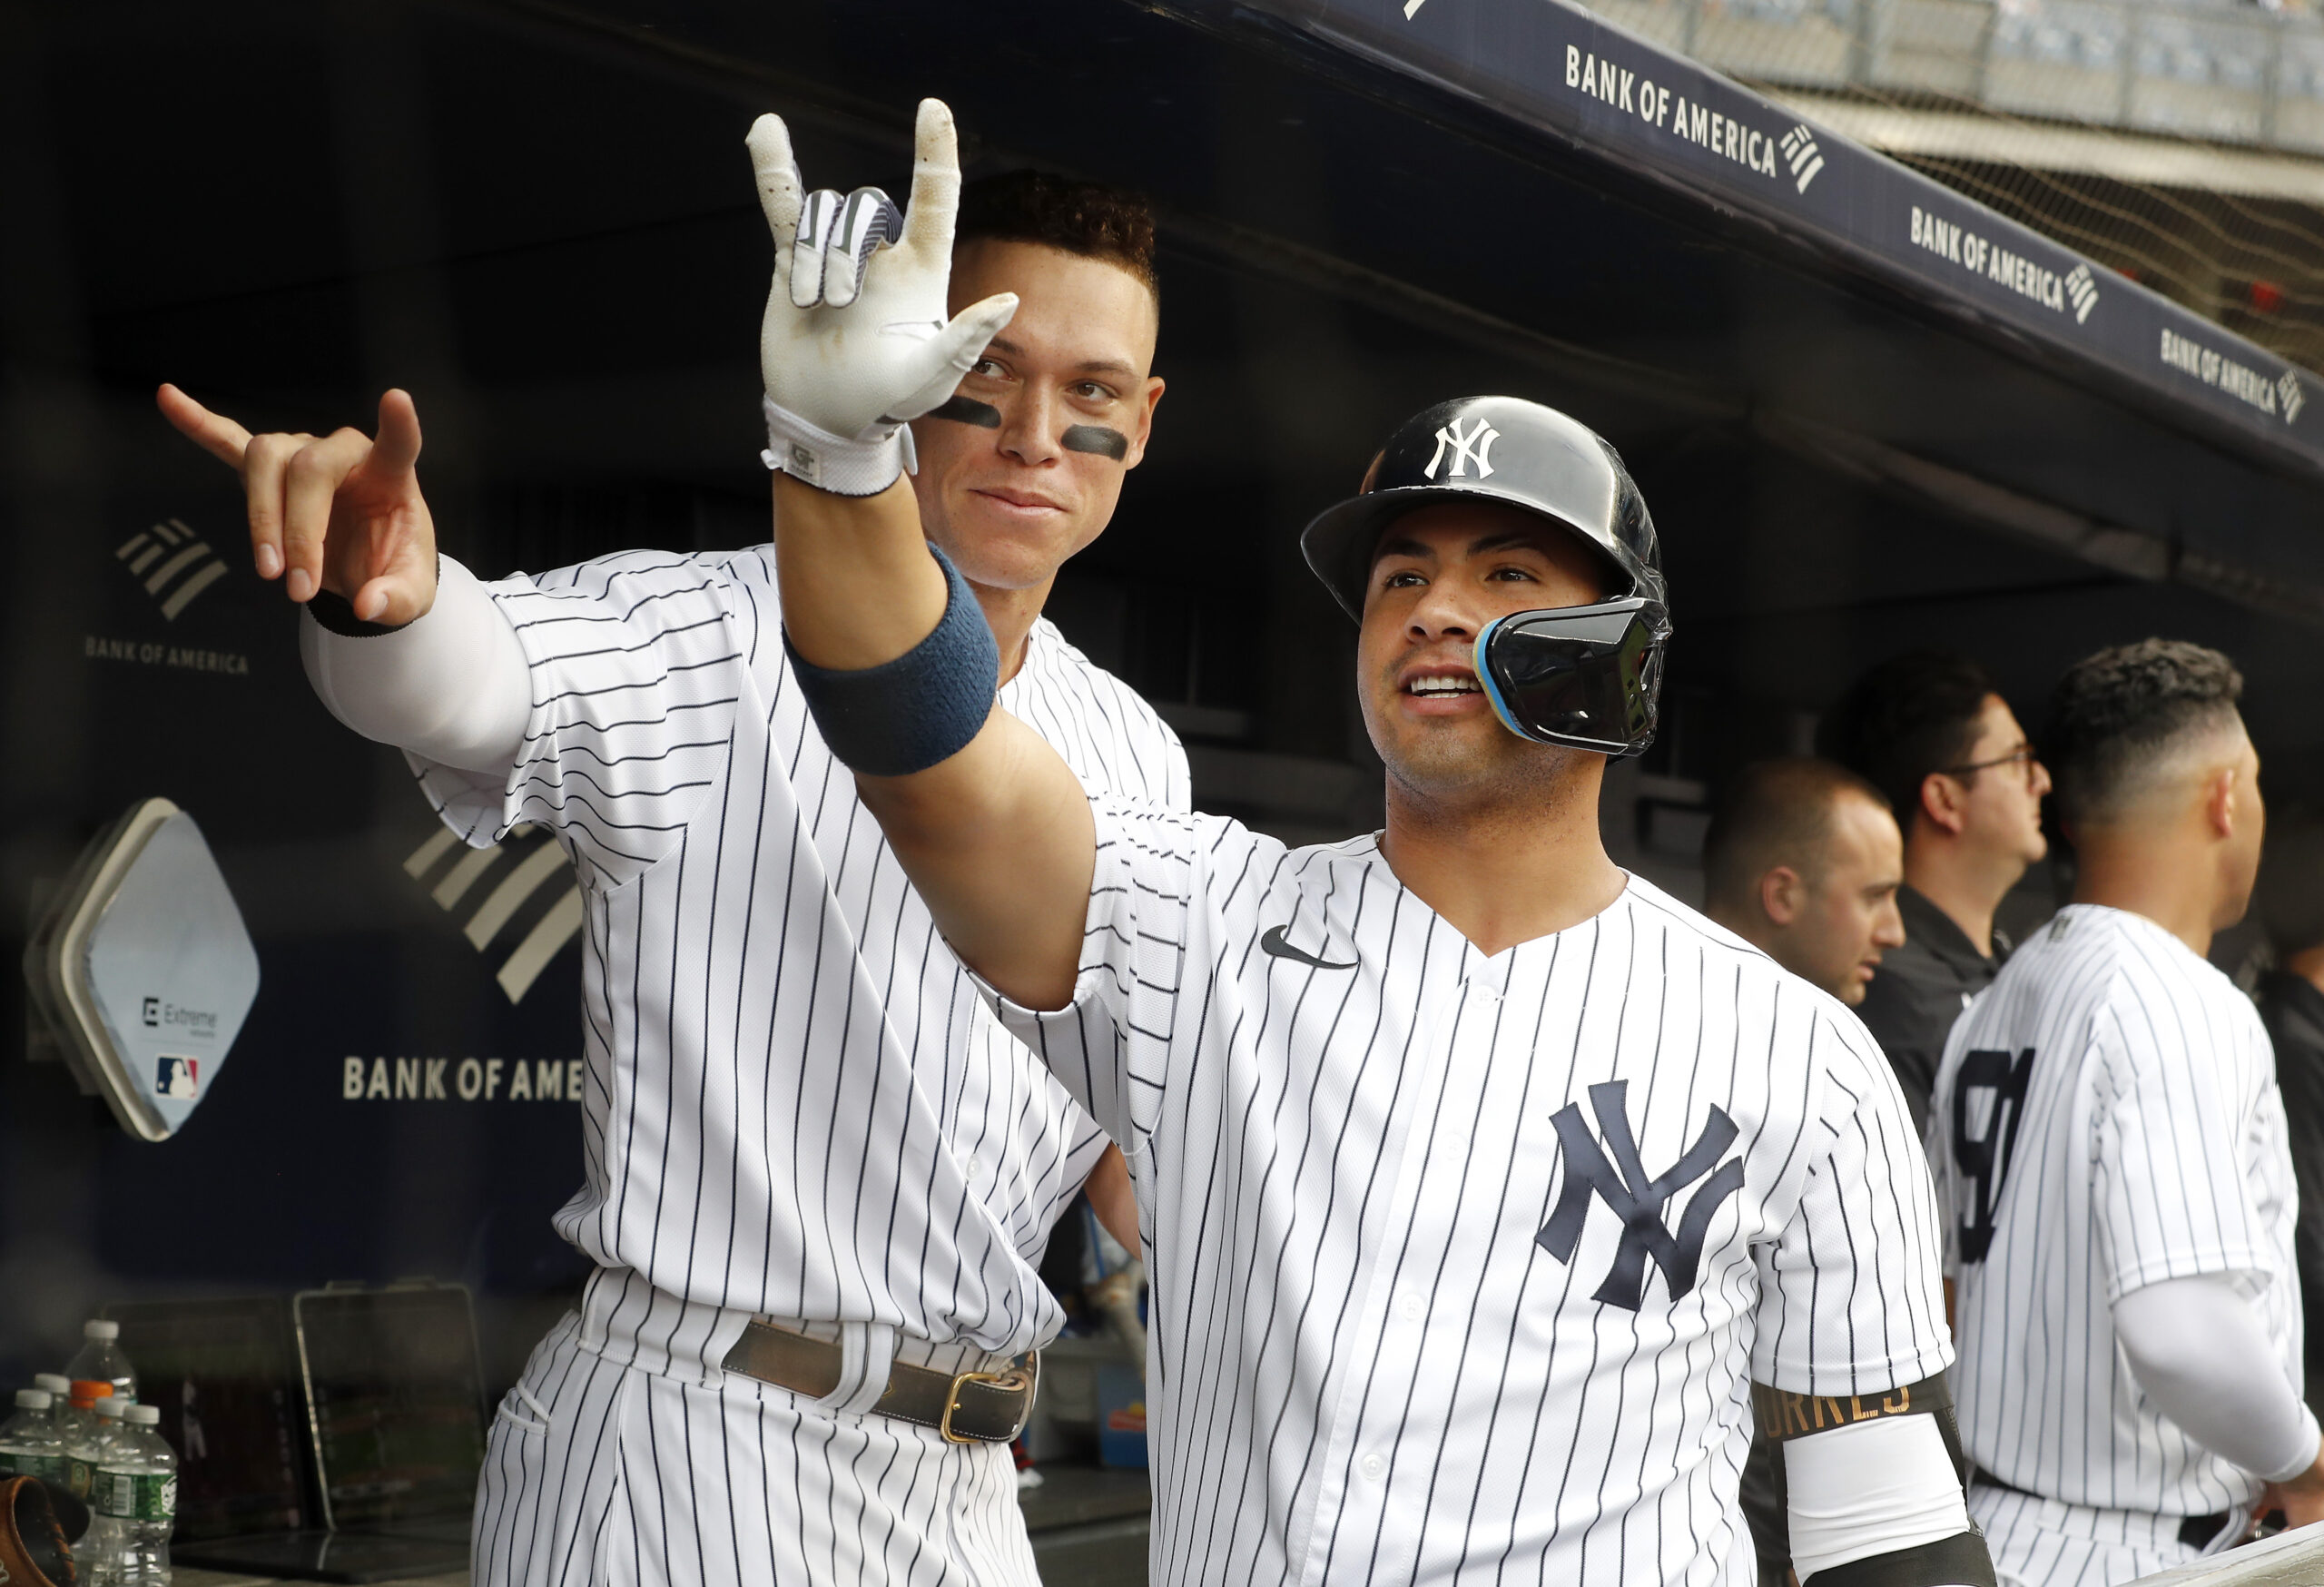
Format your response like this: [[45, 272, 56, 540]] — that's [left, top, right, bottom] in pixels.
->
[[1537, 1080, 1747, 1311]]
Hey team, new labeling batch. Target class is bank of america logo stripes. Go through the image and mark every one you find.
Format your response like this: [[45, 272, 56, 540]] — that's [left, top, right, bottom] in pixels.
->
[[2063, 262, 2101, 324], [115, 519, 229, 620], [403, 825, 583, 1003], [1779, 123, 1825, 194]]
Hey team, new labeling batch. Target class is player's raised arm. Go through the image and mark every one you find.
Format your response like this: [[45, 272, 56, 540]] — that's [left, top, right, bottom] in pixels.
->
[[753, 101, 1096, 1011]]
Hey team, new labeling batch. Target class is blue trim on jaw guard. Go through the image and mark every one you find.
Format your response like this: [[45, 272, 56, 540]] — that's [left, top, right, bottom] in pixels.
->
[[1472, 616, 1530, 740]]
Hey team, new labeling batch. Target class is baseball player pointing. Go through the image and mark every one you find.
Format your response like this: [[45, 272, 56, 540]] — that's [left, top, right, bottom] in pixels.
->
[[762, 97, 1994, 1584], [158, 105, 1182, 1585]]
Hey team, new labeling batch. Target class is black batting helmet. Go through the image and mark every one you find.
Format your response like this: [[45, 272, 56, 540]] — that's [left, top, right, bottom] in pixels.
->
[[1299, 395, 1665, 621]]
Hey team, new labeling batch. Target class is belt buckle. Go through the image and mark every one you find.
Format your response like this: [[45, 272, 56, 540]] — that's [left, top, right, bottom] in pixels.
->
[[938, 1351, 1039, 1445]]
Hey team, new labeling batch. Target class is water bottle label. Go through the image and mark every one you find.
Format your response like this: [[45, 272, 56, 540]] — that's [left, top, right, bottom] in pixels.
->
[[67, 1457, 93, 1498], [96, 1470, 176, 1522], [0, 1452, 66, 1483]]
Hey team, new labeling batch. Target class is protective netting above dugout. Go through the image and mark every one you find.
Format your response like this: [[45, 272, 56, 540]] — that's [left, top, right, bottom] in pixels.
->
[[1580, 0, 2324, 373]]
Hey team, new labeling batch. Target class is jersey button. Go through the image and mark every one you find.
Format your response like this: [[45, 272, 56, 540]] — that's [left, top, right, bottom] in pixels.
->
[[1398, 1293, 1424, 1322], [1360, 1454, 1387, 1482]]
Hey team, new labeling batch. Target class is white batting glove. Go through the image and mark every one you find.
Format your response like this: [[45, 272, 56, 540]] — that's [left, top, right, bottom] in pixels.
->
[[747, 99, 1017, 497]]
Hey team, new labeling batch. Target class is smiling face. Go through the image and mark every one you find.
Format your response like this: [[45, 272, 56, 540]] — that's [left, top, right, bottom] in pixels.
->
[[1356, 502, 1611, 800], [907, 239, 1164, 594]]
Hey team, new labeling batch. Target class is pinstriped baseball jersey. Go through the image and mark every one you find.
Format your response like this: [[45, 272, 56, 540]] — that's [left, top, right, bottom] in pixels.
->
[[989, 806, 1951, 1586], [1930, 903, 2299, 1519], [409, 547, 1188, 1357]]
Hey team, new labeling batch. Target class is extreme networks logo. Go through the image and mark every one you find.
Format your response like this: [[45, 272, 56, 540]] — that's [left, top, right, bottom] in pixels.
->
[[402, 823, 583, 1003], [141, 996, 219, 1037], [114, 519, 228, 620]]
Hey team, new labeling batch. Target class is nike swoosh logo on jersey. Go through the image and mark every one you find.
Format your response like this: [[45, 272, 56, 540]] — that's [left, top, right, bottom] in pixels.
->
[[1259, 924, 1357, 971]]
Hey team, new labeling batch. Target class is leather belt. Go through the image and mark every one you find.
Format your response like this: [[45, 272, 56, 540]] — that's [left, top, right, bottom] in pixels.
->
[[1969, 1466, 2233, 1551], [720, 1320, 1038, 1444]]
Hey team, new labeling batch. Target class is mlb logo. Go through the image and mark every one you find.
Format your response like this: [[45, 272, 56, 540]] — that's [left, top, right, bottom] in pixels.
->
[[156, 1056, 199, 1099]]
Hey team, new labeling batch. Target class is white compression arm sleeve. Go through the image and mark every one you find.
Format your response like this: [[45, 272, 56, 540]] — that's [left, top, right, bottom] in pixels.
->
[[1787, 1413, 1977, 1582], [297, 556, 530, 776], [2115, 1273, 2322, 1484]]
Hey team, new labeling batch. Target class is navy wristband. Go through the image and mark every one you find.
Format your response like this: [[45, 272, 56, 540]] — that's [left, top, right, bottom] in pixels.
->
[[783, 544, 1000, 776]]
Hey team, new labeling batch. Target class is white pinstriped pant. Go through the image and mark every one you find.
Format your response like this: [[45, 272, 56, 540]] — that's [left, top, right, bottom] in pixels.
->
[[1970, 1485, 2242, 1587], [470, 1308, 1041, 1587]]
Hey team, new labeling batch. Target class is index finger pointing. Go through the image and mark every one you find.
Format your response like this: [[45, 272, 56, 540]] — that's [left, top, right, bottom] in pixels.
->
[[901, 97, 961, 259], [156, 382, 255, 469], [369, 388, 425, 478]]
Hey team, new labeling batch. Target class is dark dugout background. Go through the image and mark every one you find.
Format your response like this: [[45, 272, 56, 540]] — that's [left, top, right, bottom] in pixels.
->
[[4, 0, 2322, 1399]]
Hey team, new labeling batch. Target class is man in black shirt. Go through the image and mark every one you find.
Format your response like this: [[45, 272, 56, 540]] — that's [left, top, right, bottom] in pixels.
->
[[2255, 811, 2324, 1417], [1818, 653, 2052, 1132]]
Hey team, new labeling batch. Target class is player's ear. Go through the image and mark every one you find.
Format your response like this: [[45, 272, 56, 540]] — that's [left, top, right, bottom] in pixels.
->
[[2207, 765, 2240, 839], [1759, 866, 1803, 927], [1919, 772, 1966, 837]]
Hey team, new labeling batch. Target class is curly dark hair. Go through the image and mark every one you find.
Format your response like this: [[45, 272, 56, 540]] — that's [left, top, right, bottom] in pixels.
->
[[1816, 651, 1999, 835], [2046, 638, 2244, 824], [958, 170, 1157, 296]]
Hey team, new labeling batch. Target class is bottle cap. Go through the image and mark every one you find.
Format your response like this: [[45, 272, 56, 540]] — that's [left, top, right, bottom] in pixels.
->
[[94, 1398, 122, 1418], [126, 1406, 159, 1426], [15, 1390, 49, 1410], [82, 1320, 119, 1341], [32, 1375, 69, 1396], [69, 1380, 112, 1410]]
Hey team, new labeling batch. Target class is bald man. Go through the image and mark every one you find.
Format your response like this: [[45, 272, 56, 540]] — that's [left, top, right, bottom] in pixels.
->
[[1704, 757, 1908, 1006]]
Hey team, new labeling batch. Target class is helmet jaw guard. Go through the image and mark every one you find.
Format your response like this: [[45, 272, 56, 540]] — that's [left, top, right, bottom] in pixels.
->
[[1474, 599, 1671, 758]]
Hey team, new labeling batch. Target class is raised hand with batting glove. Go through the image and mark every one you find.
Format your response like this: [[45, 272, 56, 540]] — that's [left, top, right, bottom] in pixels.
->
[[749, 98, 1018, 497]]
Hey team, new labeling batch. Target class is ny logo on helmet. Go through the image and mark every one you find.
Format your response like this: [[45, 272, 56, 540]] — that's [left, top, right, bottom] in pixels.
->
[[1425, 417, 1500, 480], [1537, 1079, 1747, 1310]]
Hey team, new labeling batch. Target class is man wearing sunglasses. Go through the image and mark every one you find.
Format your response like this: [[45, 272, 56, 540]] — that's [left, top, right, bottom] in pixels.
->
[[763, 96, 1993, 1585], [1817, 654, 2052, 1134]]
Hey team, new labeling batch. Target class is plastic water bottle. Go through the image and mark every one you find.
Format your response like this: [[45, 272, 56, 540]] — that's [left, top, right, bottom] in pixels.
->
[[0, 1390, 68, 1485], [71, 1397, 128, 1586], [66, 1320, 137, 1410], [98, 1406, 174, 1586]]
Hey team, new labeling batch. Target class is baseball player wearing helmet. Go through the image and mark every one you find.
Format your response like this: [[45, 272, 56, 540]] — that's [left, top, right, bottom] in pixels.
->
[[763, 107, 1996, 1582], [156, 104, 1181, 1586], [1931, 641, 2321, 1586]]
